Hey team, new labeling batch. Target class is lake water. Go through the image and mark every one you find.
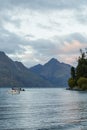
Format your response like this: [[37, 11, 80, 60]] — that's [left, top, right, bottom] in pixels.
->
[[0, 88, 87, 130]]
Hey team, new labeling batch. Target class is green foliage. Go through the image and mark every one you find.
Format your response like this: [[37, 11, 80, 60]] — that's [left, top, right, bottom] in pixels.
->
[[68, 78, 76, 89], [77, 77, 87, 90], [68, 49, 87, 90], [76, 49, 87, 79]]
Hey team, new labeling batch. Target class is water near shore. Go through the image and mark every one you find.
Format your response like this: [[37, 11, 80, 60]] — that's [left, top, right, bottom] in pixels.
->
[[0, 88, 87, 130]]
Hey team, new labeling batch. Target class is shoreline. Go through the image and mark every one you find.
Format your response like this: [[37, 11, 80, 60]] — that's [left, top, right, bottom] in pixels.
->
[[66, 87, 87, 91]]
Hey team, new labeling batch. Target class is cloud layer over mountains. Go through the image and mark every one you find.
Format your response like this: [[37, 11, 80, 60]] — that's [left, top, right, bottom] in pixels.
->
[[0, 0, 87, 67]]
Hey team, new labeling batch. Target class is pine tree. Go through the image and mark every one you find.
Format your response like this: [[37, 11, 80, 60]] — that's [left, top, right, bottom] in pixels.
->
[[71, 66, 76, 79]]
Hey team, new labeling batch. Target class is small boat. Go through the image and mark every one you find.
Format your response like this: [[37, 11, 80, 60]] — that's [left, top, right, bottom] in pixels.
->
[[12, 87, 25, 92], [12, 87, 20, 91], [8, 87, 25, 94], [10, 89, 20, 94]]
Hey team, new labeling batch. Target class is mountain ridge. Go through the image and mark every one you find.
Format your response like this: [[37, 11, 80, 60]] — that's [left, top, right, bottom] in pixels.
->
[[0, 51, 53, 87], [29, 58, 71, 87], [0, 51, 71, 87]]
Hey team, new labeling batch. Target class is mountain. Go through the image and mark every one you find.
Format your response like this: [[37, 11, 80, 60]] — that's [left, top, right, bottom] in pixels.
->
[[0, 51, 71, 87], [29, 58, 71, 87], [0, 51, 53, 87]]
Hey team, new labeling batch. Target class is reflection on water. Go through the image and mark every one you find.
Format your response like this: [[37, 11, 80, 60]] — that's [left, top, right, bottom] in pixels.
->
[[0, 88, 87, 130]]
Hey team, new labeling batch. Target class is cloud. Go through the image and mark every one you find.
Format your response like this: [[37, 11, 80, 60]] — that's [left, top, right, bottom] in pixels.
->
[[0, 0, 87, 67], [75, 8, 87, 24], [6, 32, 87, 67], [0, 26, 86, 67], [60, 40, 87, 58], [53, 33, 87, 54], [1, 0, 87, 41], [0, 0, 86, 12], [0, 27, 26, 54]]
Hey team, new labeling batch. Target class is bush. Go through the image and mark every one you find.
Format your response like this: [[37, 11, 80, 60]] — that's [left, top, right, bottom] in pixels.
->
[[68, 78, 76, 89], [77, 77, 87, 90]]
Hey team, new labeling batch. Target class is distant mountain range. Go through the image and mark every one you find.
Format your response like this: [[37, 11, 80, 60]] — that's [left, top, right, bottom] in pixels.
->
[[29, 58, 71, 87], [0, 51, 71, 88]]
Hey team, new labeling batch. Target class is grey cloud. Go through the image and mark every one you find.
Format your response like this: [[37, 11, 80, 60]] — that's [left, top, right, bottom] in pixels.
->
[[0, 0, 87, 11], [0, 26, 55, 58], [37, 23, 52, 30], [75, 11, 87, 24], [0, 26, 55, 57], [53, 33, 87, 54], [37, 22, 62, 32], [0, 28, 26, 54], [28, 39, 56, 56], [63, 33, 87, 43], [25, 34, 35, 38], [0, 13, 21, 28], [24, 33, 87, 66], [54, 33, 87, 44], [0, 0, 87, 31], [1, 29, 86, 56], [24, 33, 87, 57]]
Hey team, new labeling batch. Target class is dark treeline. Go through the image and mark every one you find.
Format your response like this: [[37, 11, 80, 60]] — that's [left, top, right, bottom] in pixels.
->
[[68, 49, 87, 90]]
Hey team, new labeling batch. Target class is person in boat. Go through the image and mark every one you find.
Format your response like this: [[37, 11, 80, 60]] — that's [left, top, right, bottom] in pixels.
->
[[12, 87, 25, 91]]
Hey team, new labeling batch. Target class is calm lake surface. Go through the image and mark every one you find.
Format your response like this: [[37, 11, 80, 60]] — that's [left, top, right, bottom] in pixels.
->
[[0, 88, 87, 130]]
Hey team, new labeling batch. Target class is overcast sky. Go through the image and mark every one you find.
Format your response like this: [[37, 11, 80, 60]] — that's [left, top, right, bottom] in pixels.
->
[[0, 0, 87, 67]]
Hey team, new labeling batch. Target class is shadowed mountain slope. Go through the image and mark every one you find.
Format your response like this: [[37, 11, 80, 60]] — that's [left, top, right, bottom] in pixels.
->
[[29, 58, 71, 87], [0, 52, 53, 87]]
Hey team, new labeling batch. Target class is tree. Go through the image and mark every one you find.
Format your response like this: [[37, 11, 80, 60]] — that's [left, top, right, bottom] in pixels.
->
[[71, 66, 76, 79], [68, 78, 76, 89], [77, 77, 87, 90], [76, 49, 87, 79], [68, 49, 87, 90]]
